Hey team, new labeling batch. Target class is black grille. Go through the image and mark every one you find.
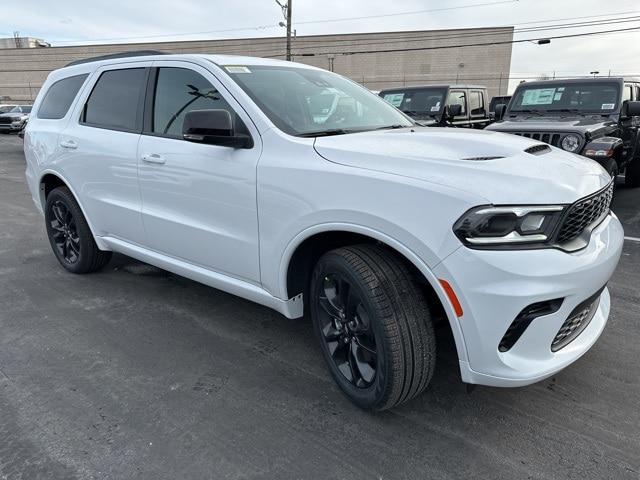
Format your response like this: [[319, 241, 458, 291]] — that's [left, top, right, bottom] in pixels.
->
[[551, 288, 604, 352], [0, 117, 14, 124], [556, 182, 614, 244], [512, 131, 563, 147]]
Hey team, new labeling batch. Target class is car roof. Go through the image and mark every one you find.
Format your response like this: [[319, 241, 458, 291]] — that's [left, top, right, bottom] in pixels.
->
[[514, 77, 635, 89], [379, 84, 486, 93]]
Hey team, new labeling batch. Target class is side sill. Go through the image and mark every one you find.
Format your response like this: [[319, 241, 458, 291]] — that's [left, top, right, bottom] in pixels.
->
[[100, 236, 304, 319]]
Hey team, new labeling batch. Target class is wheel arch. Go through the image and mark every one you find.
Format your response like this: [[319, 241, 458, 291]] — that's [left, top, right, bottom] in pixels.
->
[[280, 223, 469, 363], [38, 170, 109, 251]]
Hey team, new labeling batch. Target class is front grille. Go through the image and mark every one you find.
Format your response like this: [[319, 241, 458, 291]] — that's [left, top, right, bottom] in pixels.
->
[[0, 117, 14, 124], [556, 182, 614, 245], [551, 288, 604, 352], [511, 131, 563, 147]]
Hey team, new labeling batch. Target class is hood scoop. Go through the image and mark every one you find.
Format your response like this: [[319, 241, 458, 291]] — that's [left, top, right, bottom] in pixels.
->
[[460, 155, 505, 161], [525, 144, 551, 155]]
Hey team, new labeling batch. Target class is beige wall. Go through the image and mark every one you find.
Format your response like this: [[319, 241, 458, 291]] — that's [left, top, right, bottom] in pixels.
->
[[0, 27, 513, 103]]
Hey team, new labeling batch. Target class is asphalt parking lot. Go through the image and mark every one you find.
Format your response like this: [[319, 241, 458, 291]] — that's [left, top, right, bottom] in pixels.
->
[[1, 133, 639, 480]]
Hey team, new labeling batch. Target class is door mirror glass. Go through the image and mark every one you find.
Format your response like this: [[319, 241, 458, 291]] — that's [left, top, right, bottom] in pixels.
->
[[182, 109, 253, 148], [494, 103, 507, 120], [622, 100, 640, 118], [446, 103, 462, 120]]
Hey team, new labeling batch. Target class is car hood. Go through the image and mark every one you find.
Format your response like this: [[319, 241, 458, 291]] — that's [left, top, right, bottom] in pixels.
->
[[486, 115, 618, 136], [313, 128, 611, 204]]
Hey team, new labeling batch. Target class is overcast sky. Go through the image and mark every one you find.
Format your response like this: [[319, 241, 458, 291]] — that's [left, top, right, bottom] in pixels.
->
[[3, 0, 640, 86]]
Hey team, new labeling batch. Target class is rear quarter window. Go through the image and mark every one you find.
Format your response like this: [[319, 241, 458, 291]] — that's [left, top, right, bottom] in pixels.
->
[[37, 74, 88, 120]]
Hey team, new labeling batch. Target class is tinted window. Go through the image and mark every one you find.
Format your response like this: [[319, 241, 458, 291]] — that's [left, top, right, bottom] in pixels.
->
[[38, 75, 87, 119], [83, 68, 146, 131], [152, 67, 245, 137], [469, 91, 485, 116], [448, 91, 466, 115]]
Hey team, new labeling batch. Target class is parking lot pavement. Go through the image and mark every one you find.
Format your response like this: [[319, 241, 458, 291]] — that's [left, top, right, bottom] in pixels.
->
[[1, 133, 639, 480]]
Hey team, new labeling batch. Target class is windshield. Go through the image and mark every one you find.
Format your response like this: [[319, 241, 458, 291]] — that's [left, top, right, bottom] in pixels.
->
[[224, 65, 413, 136], [381, 87, 447, 119], [510, 82, 621, 113], [0, 105, 14, 113], [9, 106, 31, 114]]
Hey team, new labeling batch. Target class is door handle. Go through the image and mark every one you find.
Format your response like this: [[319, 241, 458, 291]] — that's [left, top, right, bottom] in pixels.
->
[[141, 153, 166, 165], [60, 139, 78, 149]]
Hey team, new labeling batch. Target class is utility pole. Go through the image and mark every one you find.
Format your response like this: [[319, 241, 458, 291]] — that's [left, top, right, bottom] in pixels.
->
[[276, 0, 293, 61]]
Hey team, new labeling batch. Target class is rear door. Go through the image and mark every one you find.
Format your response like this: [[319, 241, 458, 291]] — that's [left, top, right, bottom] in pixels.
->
[[447, 89, 469, 126], [58, 62, 149, 244], [136, 61, 262, 283]]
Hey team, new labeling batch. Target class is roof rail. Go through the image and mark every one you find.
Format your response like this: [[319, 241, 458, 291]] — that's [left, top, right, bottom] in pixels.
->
[[65, 50, 166, 67]]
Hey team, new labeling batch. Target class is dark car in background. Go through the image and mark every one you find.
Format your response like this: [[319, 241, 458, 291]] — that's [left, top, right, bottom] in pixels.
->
[[0, 105, 32, 133], [486, 78, 640, 187], [379, 84, 492, 128]]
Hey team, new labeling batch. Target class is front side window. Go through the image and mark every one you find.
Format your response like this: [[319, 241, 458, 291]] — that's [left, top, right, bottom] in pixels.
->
[[224, 64, 413, 136], [83, 68, 146, 132], [623, 85, 633, 102], [38, 74, 88, 120], [510, 82, 621, 113], [448, 91, 467, 115], [152, 67, 245, 138]]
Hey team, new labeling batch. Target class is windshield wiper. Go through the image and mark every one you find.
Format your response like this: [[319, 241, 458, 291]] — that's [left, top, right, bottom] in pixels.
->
[[546, 108, 581, 114], [374, 124, 409, 130], [298, 129, 354, 138]]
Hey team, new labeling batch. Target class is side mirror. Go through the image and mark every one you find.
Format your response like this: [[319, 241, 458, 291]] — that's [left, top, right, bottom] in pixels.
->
[[494, 104, 507, 121], [446, 104, 462, 120], [182, 109, 253, 149], [622, 100, 640, 118]]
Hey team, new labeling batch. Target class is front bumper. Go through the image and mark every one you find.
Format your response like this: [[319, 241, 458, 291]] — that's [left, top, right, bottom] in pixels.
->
[[0, 122, 25, 132], [434, 212, 623, 387]]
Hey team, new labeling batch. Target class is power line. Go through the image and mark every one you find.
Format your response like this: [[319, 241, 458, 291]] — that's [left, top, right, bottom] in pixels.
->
[[291, 25, 640, 57]]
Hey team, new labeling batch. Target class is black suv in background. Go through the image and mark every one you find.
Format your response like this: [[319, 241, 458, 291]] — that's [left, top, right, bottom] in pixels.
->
[[486, 78, 640, 187], [379, 84, 492, 128]]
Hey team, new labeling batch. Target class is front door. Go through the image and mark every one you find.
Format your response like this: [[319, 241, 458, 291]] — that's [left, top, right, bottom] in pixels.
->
[[137, 61, 262, 283]]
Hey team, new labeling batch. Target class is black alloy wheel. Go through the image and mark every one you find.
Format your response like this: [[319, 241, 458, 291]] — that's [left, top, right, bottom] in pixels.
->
[[45, 186, 112, 274], [318, 273, 378, 388], [49, 200, 81, 264], [310, 245, 436, 410]]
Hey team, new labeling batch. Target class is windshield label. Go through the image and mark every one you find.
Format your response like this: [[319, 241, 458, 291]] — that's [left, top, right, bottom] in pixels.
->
[[522, 88, 557, 105], [383, 93, 404, 107], [430, 101, 441, 112], [602, 103, 615, 110], [224, 66, 251, 74]]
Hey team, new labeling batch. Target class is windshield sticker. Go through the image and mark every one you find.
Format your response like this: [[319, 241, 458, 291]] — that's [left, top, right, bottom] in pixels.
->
[[224, 66, 251, 74], [557, 87, 565, 92], [602, 103, 615, 110], [553, 92, 563, 101], [522, 88, 557, 105], [430, 101, 441, 112], [383, 93, 404, 107]]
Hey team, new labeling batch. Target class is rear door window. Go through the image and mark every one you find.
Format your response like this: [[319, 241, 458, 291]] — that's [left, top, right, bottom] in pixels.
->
[[82, 68, 146, 132], [469, 90, 485, 116], [37, 74, 88, 119]]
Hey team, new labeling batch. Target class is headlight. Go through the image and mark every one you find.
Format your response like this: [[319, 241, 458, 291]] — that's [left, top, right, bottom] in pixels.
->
[[561, 134, 581, 153], [453, 205, 565, 248]]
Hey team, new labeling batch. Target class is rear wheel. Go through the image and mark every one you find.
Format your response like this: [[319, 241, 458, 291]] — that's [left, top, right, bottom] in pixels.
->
[[45, 187, 112, 273], [310, 245, 436, 410]]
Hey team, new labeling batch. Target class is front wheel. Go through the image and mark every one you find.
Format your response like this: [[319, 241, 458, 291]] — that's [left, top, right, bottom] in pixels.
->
[[45, 187, 112, 273], [310, 245, 436, 410]]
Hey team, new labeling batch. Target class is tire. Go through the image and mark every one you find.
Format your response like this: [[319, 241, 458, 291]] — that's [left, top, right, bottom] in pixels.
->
[[45, 186, 112, 273], [625, 160, 640, 188], [310, 244, 436, 410]]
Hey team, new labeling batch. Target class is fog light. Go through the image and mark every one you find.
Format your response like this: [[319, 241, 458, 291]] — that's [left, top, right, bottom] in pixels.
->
[[520, 214, 545, 232]]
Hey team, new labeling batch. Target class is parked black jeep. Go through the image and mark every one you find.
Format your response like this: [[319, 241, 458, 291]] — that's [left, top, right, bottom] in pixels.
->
[[379, 84, 492, 128], [486, 78, 640, 187]]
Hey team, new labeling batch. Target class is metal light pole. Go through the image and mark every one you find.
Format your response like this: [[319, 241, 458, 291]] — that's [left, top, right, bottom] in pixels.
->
[[276, 0, 293, 61]]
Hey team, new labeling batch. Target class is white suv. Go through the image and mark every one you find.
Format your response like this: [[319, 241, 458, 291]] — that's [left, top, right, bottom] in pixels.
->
[[24, 53, 624, 410]]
